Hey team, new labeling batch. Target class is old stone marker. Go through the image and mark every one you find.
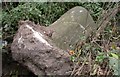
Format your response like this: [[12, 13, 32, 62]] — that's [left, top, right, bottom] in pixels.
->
[[48, 6, 96, 50], [11, 6, 97, 75]]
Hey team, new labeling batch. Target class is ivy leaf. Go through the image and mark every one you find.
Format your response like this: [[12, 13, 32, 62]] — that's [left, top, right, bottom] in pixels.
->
[[95, 55, 104, 62], [109, 57, 120, 75], [110, 53, 119, 59], [70, 56, 75, 62]]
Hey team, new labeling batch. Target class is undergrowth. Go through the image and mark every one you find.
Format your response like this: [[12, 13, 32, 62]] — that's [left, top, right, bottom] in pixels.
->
[[69, 3, 120, 75], [1, 2, 120, 76]]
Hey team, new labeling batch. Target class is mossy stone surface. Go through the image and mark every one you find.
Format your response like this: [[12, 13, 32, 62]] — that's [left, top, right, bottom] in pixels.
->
[[49, 6, 97, 50]]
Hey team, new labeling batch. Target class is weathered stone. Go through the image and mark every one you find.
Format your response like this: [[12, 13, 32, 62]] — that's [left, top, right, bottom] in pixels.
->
[[11, 20, 73, 75], [11, 6, 97, 75], [48, 6, 97, 50]]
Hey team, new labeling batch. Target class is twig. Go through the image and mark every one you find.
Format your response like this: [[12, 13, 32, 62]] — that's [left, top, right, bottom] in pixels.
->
[[70, 63, 77, 76], [75, 52, 89, 75], [88, 51, 92, 73], [92, 5, 118, 43]]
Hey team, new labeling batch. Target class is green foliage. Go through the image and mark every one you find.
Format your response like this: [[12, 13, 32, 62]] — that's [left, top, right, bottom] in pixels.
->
[[110, 52, 119, 59], [108, 49, 120, 75], [95, 52, 106, 63], [70, 56, 76, 62], [2, 2, 103, 27], [2, 2, 104, 42], [109, 57, 119, 75], [1, 2, 106, 54], [2, 2, 119, 76]]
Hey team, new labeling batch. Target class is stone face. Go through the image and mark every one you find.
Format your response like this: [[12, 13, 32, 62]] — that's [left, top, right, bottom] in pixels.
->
[[11, 20, 73, 75], [48, 6, 97, 50]]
